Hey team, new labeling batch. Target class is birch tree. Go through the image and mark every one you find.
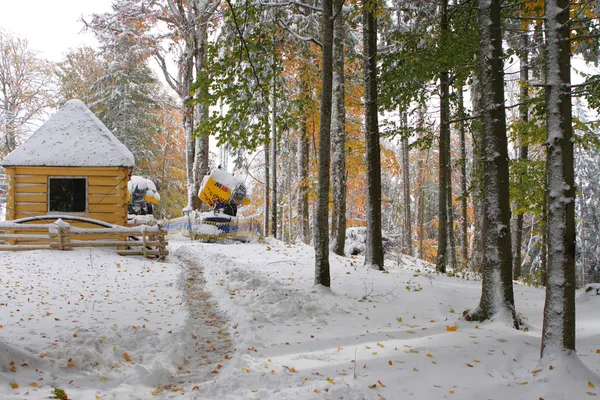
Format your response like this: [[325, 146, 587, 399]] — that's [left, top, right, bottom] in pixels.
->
[[0, 30, 54, 156]]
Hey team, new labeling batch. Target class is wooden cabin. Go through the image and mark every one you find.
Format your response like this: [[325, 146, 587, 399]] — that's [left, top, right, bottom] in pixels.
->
[[0, 99, 135, 227]]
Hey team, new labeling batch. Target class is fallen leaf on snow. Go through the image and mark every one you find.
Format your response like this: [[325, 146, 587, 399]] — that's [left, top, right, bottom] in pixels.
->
[[446, 325, 458, 332]]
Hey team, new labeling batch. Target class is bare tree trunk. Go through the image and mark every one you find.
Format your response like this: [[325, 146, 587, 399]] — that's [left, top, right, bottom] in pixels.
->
[[466, 0, 517, 327], [416, 104, 426, 260], [363, 0, 384, 270], [469, 64, 485, 275], [436, 0, 450, 273], [513, 32, 530, 280], [401, 112, 412, 256], [298, 113, 310, 244], [330, 0, 347, 256], [264, 137, 270, 237], [541, 0, 576, 357], [270, 79, 278, 239], [192, 20, 210, 210], [458, 85, 469, 269], [314, 0, 337, 287]]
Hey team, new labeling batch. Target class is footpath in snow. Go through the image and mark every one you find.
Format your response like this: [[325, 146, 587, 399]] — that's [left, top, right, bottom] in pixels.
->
[[1, 238, 600, 399]]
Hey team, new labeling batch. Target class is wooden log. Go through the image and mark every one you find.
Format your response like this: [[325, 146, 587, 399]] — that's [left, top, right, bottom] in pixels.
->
[[0, 233, 51, 239], [0, 244, 53, 250], [117, 249, 168, 256], [66, 240, 162, 247]]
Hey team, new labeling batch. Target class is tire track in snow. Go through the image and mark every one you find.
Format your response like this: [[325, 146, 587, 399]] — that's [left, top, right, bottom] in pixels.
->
[[156, 254, 235, 396]]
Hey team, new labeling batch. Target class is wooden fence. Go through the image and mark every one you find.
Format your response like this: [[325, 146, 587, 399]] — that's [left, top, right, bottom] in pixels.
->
[[0, 219, 168, 259]]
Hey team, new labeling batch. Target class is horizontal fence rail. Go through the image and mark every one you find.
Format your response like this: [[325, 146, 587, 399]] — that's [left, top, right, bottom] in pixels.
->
[[0, 217, 168, 259]]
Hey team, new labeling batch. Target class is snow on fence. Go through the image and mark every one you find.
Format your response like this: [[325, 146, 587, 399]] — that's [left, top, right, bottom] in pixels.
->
[[0, 218, 168, 259]]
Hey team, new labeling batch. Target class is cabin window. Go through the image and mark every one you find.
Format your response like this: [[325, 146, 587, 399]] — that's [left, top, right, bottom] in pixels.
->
[[48, 177, 87, 213]]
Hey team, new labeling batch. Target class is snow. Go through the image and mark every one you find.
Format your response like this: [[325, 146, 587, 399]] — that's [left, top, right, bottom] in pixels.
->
[[0, 100, 135, 168], [128, 176, 160, 202], [1, 239, 600, 399]]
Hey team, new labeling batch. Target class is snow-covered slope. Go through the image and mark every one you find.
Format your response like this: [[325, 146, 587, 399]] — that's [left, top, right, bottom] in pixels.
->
[[1, 239, 599, 399]]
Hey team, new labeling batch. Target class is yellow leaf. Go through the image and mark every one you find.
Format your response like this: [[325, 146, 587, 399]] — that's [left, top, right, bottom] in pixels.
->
[[369, 384, 377, 389], [289, 367, 296, 373], [378, 380, 386, 388], [327, 377, 335, 384], [30, 382, 38, 387], [450, 390, 455, 394], [242, 368, 250, 373], [589, 381, 596, 389], [388, 360, 393, 365], [337, 346, 342, 351], [413, 368, 419, 372], [586, 392, 598, 396], [446, 325, 458, 332], [397, 317, 403, 323], [123, 353, 132, 362], [518, 381, 528, 385], [596, 349, 600, 354], [377, 343, 384, 348], [192, 386, 200, 390], [10, 381, 19, 389], [531, 369, 542, 376], [427, 353, 433, 358]]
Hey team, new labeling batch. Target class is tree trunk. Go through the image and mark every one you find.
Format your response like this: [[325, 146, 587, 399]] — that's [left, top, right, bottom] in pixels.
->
[[192, 22, 210, 210], [298, 110, 310, 244], [436, 0, 449, 273], [330, 0, 347, 256], [363, 0, 385, 270], [466, 0, 517, 327], [541, 0, 576, 358], [401, 112, 412, 256], [470, 72, 485, 275], [314, 0, 336, 287], [513, 32, 530, 280], [270, 78, 278, 239], [264, 137, 270, 237], [458, 85, 469, 269], [416, 104, 426, 260]]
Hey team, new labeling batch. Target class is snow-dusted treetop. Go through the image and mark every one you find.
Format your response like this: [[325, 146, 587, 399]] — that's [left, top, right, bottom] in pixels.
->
[[0, 99, 135, 168]]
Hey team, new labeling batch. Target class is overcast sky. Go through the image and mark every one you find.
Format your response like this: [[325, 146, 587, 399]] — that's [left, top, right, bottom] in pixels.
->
[[0, 0, 114, 61]]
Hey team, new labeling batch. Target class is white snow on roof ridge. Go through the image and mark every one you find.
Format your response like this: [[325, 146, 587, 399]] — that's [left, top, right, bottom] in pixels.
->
[[0, 99, 135, 168]]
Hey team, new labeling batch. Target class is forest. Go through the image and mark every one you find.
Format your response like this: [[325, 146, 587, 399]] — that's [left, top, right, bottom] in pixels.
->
[[1, 0, 600, 362]]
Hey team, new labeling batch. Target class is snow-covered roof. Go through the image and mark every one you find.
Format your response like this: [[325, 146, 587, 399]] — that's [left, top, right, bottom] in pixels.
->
[[0, 99, 135, 168]]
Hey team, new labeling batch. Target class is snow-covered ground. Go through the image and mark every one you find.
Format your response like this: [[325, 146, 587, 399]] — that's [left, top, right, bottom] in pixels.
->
[[1, 238, 600, 399]]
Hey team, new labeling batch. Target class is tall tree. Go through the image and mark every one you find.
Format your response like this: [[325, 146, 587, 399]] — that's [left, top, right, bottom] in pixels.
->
[[270, 74, 278, 238], [0, 30, 53, 156], [330, 0, 348, 256], [457, 84, 469, 268], [512, 32, 530, 280], [87, 0, 217, 211], [401, 112, 412, 255], [314, 0, 337, 286], [465, 0, 517, 327], [55, 46, 106, 106], [297, 74, 311, 244], [90, 35, 164, 175], [363, 0, 384, 270], [540, 0, 576, 358], [436, 0, 451, 273]]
